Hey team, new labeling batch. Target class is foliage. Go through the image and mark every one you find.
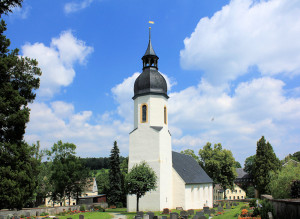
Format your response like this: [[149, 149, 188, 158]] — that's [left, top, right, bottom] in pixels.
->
[[234, 161, 242, 168], [260, 199, 274, 219], [269, 161, 300, 199], [47, 140, 90, 206], [292, 151, 300, 162], [246, 186, 255, 198], [244, 155, 256, 176], [253, 136, 281, 195], [249, 199, 258, 207], [291, 180, 300, 198], [198, 142, 237, 197], [80, 205, 86, 211], [108, 141, 122, 205], [0, 0, 23, 15], [96, 169, 110, 194], [80, 157, 127, 170], [181, 149, 200, 164], [126, 161, 157, 211], [120, 156, 128, 207]]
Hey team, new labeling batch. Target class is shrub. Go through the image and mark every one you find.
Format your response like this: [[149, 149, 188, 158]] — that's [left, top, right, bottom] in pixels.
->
[[116, 202, 123, 208], [80, 204, 86, 211], [252, 207, 260, 217], [291, 180, 300, 198], [240, 205, 248, 210], [260, 199, 274, 219], [249, 199, 257, 207], [40, 212, 49, 216]]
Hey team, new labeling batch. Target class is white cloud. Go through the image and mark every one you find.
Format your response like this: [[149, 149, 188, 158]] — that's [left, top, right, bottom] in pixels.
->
[[180, 0, 300, 83], [10, 4, 31, 19], [22, 30, 93, 98], [64, 0, 94, 14]]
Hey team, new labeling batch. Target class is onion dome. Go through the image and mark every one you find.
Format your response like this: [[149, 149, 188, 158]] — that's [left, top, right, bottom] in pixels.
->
[[133, 28, 168, 100]]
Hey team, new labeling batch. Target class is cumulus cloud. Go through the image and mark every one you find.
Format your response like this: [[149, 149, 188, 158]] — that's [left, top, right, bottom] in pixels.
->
[[180, 0, 300, 83], [64, 0, 94, 14], [9, 4, 31, 19], [22, 30, 93, 98]]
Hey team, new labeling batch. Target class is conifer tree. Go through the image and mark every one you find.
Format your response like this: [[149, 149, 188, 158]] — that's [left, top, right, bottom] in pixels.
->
[[253, 136, 281, 196], [108, 141, 122, 206]]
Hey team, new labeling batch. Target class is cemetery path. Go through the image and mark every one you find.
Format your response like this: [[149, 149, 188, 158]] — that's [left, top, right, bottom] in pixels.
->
[[109, 212, 127, 219]]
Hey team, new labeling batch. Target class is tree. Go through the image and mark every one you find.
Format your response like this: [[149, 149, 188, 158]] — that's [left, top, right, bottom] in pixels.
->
[[292, 151, 300, 162], [120, 157, 128, 207], [0, 10, 42, 208], [244, 155, 256, 176], [269, 161, 300, 199], [96, 169, 110, 194], [0, 0, 23, 15], [181, 149, 200, 164], [126, 161, 157, 212], [198, 142, 237, 199], [253, 136, 281, 196], [108, 141, 122, 205], [234, 161, 242, 168], [47, 140, 90, 206]]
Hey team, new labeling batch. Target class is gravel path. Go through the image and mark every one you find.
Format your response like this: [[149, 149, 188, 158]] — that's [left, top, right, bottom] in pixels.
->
[[109, 212, 127, 219]]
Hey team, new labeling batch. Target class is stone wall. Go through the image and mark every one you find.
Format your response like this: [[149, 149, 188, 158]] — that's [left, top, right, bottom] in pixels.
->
[[0, 203, 108, 218], [262, 195, 300, 219]]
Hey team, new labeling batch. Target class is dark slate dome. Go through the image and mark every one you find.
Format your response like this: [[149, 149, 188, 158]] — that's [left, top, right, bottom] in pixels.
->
[[133, 68, 168, 99], [133, 28, 168, 100]]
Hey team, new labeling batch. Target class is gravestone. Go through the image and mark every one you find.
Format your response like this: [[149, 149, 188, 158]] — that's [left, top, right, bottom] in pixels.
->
[[147, 211, 154, 219], [143, 215, 149, 219], [234, 202, 238, 206], [180, 210, 188, 216], [170, 212, 178, 219], [134, 217, 142, 219], [79, 215, 84, 219], [203, 208, 210, 215], [162, 208, 169, 214], [161, 216, 167, 219], [14, 216, 20, 219], [176, 207, 183, 211], [137, 211, 144, 217], [192, 215, 199, 219], [217, 206, 223, 211], [268, 212, 273, 219], [196, 211, 204, 216], [187, 209, 194, 215]]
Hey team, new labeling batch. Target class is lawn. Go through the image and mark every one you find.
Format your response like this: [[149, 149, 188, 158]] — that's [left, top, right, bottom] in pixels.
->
[[54, 211, 113, 219]]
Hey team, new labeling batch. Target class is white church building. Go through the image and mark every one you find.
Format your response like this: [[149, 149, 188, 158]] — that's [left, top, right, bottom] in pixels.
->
[[127, 29, 213, 212]]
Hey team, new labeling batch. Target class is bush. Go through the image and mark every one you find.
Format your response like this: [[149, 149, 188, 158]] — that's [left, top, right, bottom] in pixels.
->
[[80, 204, 86, 211], [249, 198, 257, 207], [252, 207, 260, 217], [291, 180, 300, 198], [260, 199, 275, 219], [40, 212, 49, 216], [116, 202, 123, 208], [240, 205, 248, 210]]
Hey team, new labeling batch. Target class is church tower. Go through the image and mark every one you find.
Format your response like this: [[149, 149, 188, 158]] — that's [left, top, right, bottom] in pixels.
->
[[127, 28, 173, 211]]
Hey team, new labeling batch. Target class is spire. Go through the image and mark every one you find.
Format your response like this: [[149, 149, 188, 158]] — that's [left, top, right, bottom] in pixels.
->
[[142, 27, 159, 69], [144, 27, 156, 56]]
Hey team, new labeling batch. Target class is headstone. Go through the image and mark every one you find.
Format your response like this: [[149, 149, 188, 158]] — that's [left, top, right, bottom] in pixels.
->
[[143, 215, 149, 219], [137, 211, 144, 217], [176, 207, 183, 211], [203, 207, 210, 214], [147, 211, 154, 219], [187, 209, 194, 215], [217, 206, 223, 211], [134, 217, 142, 219], [79, 215, 84, 219], [161, 216, 167, 219], [226, 204, 231, 209], [162, 208, 169, 214], [192, 215, 199, 219], [234, 202, 238, 206], [14, 216, 20, 219], [196, 211, 204, 216], [268, 212, 273, 219], [170, 212, 178, 219], [180, 210, 188, 216]]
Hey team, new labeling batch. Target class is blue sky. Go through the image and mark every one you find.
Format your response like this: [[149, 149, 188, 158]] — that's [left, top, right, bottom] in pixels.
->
[[4, 0, 300, 165]]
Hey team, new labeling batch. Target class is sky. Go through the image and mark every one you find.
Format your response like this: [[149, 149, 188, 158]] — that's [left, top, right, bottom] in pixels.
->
[[3, 0, 300, 165]]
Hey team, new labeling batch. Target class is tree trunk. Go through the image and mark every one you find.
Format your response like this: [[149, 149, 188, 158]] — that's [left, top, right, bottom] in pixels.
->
[[223, 186, 227, 199], [69, 196, 71, 206], [136, 195, 139, 212]]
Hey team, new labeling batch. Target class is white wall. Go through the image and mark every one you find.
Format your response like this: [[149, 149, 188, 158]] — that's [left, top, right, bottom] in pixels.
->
[[184, 183, 213, 209], [128, 94, 172, 212], [172, 168, 186, 209]]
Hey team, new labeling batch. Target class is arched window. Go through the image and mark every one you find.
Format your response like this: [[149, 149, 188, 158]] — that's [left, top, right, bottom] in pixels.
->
[[141, 104, 147, 123], [164, 106, 167, 124]]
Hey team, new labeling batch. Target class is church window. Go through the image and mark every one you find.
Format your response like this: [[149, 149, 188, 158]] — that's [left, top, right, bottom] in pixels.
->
[[141, 104, 148, 123], [164, 106, 167, 124]]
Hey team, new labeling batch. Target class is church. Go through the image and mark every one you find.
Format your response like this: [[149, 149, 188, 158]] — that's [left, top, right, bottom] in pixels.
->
[[127, 28, 213, 212]]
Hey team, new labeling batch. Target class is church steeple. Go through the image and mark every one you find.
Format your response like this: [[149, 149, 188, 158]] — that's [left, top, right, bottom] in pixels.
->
[[142, 27, 159, 70]]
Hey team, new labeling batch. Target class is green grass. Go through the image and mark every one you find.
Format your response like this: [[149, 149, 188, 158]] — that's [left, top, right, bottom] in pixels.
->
[[55, 211, 113, 219], [212, 202, 247, 219]]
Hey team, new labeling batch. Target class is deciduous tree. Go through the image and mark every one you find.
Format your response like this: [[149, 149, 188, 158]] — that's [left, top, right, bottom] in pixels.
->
[[244, 155, 256, 176], [126, 161, 157, 212], [198, 142, 237, 199]]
